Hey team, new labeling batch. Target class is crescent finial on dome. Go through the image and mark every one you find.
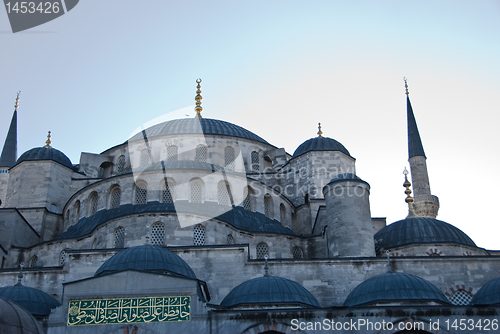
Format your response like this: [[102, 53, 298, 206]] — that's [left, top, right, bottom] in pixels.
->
[[317, 123, 323, 137], [194, 78, 203, 119], [44, 131, 52, 148]]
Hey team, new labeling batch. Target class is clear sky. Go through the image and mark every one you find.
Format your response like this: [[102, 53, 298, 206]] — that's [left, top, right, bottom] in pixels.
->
[[1, 1, 499, 249]]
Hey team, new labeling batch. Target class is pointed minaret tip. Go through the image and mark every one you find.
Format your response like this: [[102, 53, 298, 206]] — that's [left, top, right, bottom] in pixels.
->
[[14, 91, 20, 110], [404, 77, 409, 96], [405, 78, 426, 159], [0, 92, 19, 168], [194, 78, 203, 119]]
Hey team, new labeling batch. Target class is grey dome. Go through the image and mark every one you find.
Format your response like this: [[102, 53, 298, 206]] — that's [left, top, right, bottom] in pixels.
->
[[293, 137, 351, 159], [94, 245, 197, 279], [472, 276, 500, 305], [343, 272, 449, 307], [0, 285, 60, 317], [220, 275, 320, 308], [128, 118, 271, 146], [374, 217, 476, 251], [0, 296, 45, 334], [16, 146, 73, 169]]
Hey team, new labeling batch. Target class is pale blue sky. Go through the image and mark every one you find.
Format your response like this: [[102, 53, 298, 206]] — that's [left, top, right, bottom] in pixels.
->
[[1, 1, 499, 248]]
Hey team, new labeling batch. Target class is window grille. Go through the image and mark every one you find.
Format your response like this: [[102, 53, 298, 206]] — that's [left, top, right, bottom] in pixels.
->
[[190, 180, 203, 203], [60, 251, 66, 265], [140, 149, 151, 166], [167, 145, 178, 161], [264, 195, 273, 219], [227, 234, 235, 244], [224, 146, 235, 171], [243, 187, 253, 211], [114, 227, 125, 248], [135, 183, 147, 205], [218, 182, 231, 206], [449, 290, 473, 306], [117, 155, 126, 174], [110, 187, 121, 209], [251, 151, 259, 172], [193, 224, 206, 245], [29, 255, 38, 267], [89, 193, 98, 215], [161, 180, 174, 203], [150, 222, 165, 246], [256, 242, 268, 259], [195, 145, 207, 162], [293, 246, 304, 259]]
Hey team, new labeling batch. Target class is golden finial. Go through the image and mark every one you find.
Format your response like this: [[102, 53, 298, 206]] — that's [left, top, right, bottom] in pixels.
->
[[14, 91, 20, 110], [317, 123, 323, 137], [44, 131, 52, 148], [403, 167, 417, 218], [194, 78, 203, 119], [404, 77, 409, 96]]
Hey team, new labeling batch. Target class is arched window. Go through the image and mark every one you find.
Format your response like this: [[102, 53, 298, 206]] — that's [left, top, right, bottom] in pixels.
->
[[224, 146, 235, 171], [251, 151, 259, 172], [98, 167, 104, 178], [218, 181, 231, 207], [160, 179, 175, 203], [256, 242, 269, 259], [29, 255, 38, 267], [60, 250, 67, 265], [449, 290, 473, 305], [189, 179, 204, 203], [243, 186, 254, 211], [92, 238, 97, 249], [135, 181, 147, 205], [293, 246, 304, 259], [117, 155, 126, 174], [74, 200, 80, 223], [65, 210, 70, 224], [195, 145, 207, 162], [88, 192, 99, 216], [264, 194, 273, 219], [110, 186, 121, 209], [114, 227, 125, 248], [227, 234, 235, 244], [167, 145, 178, 161], [150, 222, 165, 246], [140, 149, 151, 166], [280, 203, 286, 223], [193, 224, 206, 245]]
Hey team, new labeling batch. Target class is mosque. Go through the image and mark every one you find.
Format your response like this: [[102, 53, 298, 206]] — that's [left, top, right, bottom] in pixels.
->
[[0, 79, 499, 334]]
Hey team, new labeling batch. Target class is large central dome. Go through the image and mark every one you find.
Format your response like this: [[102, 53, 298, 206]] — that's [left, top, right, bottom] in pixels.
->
[[128, 118, 271, 146]]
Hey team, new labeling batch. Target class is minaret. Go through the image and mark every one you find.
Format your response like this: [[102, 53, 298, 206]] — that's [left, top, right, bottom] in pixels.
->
[[0, 92, 19, 168], [404, 78, 439, 218]]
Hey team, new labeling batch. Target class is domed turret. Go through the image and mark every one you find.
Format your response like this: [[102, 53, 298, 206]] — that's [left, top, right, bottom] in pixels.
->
[[292, 123, 351, 159], [16, 132, 72, 169], [0, 296, 45, 334], [94, 245, 197, 279], [0, 285, 60, 318], [472, 276, 500, 305], [344, 272, 449, 307]]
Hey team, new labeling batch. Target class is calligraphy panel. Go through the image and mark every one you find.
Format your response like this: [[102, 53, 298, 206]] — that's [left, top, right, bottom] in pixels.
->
[[67, 296, 190, 326]]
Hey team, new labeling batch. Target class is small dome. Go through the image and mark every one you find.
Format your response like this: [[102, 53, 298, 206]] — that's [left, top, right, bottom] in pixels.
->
[[220, 275, 320, 308], [16, 147, 73, 169], [128, 118, 271, 146], [343, 272, 449, 307], [94, 245, 196, 279], [374, 217, 476, 251], [472, 276, 500, 305], [0, 296, 45, 334], [292, 137, 351, 159], [0, 285, 60, 317]]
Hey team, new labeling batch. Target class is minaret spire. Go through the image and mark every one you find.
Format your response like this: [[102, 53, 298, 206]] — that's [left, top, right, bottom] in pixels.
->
[[404, 78, 439, 218], [0, 92, 19, 168]]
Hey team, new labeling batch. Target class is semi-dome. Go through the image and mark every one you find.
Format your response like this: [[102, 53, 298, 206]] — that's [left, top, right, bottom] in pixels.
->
[[94, 245, 197, 279], [374, 216, 476, 251], [220, 275, 320, 308], [0, 285, 60, 318], [472, 276, 500, 305], [0, 296, 45, 334], [16, 146, 73, 169], [292, 137, 351, 159], [128, 118, 272, 146], [343, 272, 449, 307]]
